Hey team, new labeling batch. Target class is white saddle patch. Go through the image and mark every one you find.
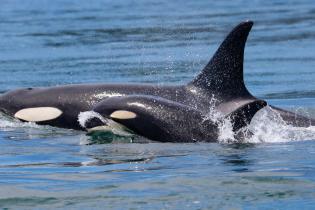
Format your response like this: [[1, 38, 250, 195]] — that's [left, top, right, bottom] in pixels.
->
[[14, 107, 63, 122], [110, 110, 137, 120]]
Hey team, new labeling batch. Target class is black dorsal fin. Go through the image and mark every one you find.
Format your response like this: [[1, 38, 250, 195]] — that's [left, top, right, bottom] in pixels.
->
[[190, 21, 253, 97]]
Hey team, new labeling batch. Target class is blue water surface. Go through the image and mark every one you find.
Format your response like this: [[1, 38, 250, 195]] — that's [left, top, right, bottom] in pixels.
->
[[0, 0, 315, 209]]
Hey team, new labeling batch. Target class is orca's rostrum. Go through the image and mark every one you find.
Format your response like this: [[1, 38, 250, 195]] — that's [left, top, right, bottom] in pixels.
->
[[0, 21, 313, 142]]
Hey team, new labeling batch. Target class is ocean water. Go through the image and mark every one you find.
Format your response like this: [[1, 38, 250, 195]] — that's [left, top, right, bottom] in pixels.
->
[[1, 0, 315, 209]]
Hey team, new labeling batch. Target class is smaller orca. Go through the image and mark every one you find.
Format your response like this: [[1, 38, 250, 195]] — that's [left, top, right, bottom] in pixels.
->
[[83, 95, 266, 142]]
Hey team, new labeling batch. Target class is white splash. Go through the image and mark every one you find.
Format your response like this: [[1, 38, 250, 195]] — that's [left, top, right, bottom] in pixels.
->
[[247, 106, 315, 143], [0, 112, 41, 129], [202, 95, 315, 144], [203, 95, 223, 121], [0, 112, 79, 140], [78, 111, 134, 137], [217, 117, 236, 143], [77, 111, 109, 128], [203, 95, 236, 143]]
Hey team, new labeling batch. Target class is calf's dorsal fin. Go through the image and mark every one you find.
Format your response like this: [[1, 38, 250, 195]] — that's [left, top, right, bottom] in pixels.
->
[[190, 20, 253, 97]]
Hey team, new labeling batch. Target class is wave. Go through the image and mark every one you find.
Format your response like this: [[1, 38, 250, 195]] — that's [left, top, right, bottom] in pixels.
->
[[215, 106, 315, 144]]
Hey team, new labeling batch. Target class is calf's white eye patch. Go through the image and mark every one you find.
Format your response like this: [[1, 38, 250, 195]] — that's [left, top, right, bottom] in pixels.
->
[[110, 110, 137, 120], [14, 107, 63, 122]]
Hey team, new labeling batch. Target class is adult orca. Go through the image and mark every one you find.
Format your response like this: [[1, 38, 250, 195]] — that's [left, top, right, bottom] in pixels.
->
[[0, 20, 313, 142]]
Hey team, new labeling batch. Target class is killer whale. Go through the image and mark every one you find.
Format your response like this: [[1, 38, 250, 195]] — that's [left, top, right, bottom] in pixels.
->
[[83, 95, 266, 142], [0, 20, 313, 142]]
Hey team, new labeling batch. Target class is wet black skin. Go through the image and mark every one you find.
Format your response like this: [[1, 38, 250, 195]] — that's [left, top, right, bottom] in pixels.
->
[[90, 95, 266, 142], [0, 20, 313, 142], [92, 95, 220, 142]]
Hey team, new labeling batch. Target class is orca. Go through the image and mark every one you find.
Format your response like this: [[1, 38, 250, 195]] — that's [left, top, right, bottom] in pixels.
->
[[0, 20, 313, 142]]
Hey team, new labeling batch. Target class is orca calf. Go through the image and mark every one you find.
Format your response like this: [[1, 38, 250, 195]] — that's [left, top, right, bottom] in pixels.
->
[[0, 20, 313, 142]]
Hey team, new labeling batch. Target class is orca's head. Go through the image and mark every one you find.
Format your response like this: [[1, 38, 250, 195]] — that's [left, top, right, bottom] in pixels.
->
[[81, 95, 179, 142], [83, 95, 220, 142], [83, 99, 156, 138], [0, 88, 36, 115], [0, 87, 64, 125]]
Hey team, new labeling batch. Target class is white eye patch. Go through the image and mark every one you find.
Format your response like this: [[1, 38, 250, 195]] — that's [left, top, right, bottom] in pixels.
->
[[14, 107, 63, 122], [110, 110, 137, 120]]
